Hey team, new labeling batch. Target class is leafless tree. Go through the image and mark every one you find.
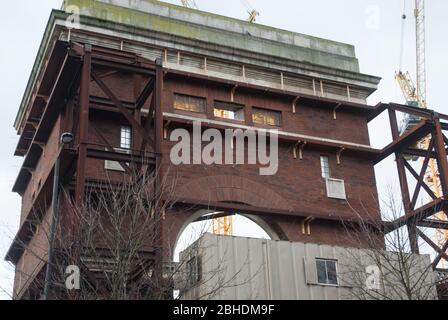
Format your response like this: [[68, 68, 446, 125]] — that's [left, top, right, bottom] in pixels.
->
[[6, 165, 258, 300], [339, 187, 445, 300]]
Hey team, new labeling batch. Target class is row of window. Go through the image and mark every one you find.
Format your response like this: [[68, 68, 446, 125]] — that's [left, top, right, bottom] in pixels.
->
[[117, 127, 333, 181], [173, 93, 282, 127]]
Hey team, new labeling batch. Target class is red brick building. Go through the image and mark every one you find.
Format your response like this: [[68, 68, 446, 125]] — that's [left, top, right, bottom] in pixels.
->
[[12, 0, 448, 299]]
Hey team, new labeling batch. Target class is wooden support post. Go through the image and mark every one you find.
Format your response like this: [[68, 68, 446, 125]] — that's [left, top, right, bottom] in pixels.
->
[[388, 108, 419, 253], [154, 58, 164, 295], [434, 117, 448, 195], [71, 43, 91, 301], [407, 138, 436, 209], [134, 74, 143, 154], [155, 60, 164, 157], [75, 44, 91, 207]]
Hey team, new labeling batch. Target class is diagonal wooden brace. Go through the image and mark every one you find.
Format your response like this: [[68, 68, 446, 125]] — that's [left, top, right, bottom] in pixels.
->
[[92, 71, 155, 151]]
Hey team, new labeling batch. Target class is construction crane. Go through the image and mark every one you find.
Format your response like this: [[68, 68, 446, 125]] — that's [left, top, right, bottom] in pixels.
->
[[248, 9, 259, 23], [396, 0, 447, 262], [180, 0, 198, 9], [180, 0, 259, 23], [212, 215, 233, 236], [241, 0, 259, 23]]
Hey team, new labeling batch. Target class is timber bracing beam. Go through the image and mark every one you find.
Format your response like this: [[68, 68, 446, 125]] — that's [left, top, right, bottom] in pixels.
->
[[433, 241, 448, 268], [418, 219, 448, 230], [376, 103, 448, 266], [417, 229, 448, 264], [8, 43, 161, 268], [374, 119, 432, 164], [384, 198, 448, 233], [91, 71, 155, 150], [75, 44, 92, 207]]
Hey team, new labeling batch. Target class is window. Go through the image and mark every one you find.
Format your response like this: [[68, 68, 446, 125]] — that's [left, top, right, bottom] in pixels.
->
[[120, 126, 132, 150], [105, 126, 132, 172], [316, 258, 338, 286], [320, 156, 331, 179], [252, 107, 281, 126], [214, 101, 245, 121], [174, 93, 206, 113], [187, 256, 202, 288]]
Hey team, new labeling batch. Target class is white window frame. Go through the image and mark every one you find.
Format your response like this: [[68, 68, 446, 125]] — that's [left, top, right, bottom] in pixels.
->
[[325, 177, 347, 200], [315, 258, 339, 286], [252, 107, 282, 127], [105, 126, 132, 172], [320, 155, 331, 179], [173, 93, 207, 113], [214, 100, 245, 121], [120, 126, 132, 150]]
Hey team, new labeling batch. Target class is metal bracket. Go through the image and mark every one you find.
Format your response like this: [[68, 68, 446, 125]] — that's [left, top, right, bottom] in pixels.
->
[[293, 141, 307, 159], [292, 96, 300, 114], [299, 141, 307, 160], [333, 103, 341, 120], [336, 147, 345, 165], [301, 216, 315, 235], [231, 84, 238, 102], [164, 120, 171, 140], [293, 141, 300, 159]]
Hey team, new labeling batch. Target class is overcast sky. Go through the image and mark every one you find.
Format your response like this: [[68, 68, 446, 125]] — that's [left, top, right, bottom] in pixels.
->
[[0, 0, 447, 299]]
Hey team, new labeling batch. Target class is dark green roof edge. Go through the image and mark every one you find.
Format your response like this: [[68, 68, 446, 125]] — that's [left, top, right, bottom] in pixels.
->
[[69, 0, 358, 55]]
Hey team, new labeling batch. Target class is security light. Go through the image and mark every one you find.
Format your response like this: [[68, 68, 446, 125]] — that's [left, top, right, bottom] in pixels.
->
[[60, 132, 74, 145]]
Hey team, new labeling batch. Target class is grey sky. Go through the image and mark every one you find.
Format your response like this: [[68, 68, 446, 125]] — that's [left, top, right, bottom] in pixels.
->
[[0, 0, 447, 299]]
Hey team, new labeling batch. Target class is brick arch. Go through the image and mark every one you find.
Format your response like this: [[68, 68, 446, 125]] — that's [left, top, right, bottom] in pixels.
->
[[177, 175, 294, 212]]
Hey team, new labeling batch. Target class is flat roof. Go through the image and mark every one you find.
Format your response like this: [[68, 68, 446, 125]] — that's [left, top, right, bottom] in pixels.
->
[[14, 0, 381, 131], [63, 0, 361, 72]]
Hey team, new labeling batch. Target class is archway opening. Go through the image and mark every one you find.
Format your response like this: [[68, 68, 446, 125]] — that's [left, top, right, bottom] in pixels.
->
[[173, 212, 276, 263]]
